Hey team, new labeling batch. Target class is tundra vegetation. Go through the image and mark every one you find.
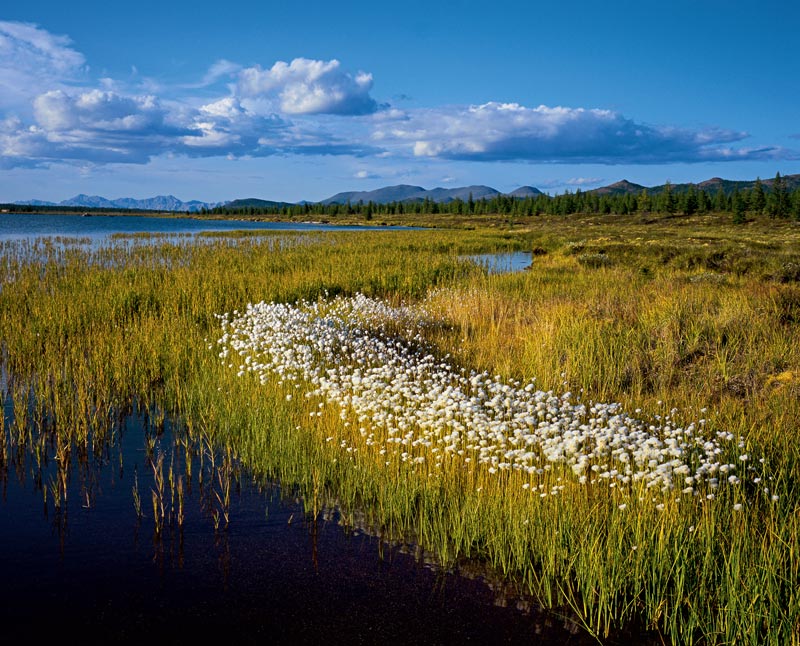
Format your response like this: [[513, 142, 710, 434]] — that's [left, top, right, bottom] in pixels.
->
[[1, 211, 798, 644]]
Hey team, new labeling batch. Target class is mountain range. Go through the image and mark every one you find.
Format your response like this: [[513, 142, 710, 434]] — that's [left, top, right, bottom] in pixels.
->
[[14, 194, 225, 212], [319, 184, 542, 205], [11, 174, 800, 211]]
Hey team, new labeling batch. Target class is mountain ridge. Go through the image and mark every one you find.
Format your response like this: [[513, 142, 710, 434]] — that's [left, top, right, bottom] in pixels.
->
[[14, 194, 225, 212], [11, 174, 800, 211]]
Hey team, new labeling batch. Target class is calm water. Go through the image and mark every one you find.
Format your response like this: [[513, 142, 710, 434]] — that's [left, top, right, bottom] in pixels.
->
[[0, 399, 597, 645], [467, 251, 532, 273], [0, 212, 412, 243]]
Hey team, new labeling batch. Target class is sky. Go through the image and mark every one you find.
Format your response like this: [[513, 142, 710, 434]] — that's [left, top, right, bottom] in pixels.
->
[[1, 0, 798, 203]]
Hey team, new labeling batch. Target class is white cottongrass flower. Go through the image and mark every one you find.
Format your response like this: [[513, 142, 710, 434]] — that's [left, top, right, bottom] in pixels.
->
[[215, 293, 765, 506]]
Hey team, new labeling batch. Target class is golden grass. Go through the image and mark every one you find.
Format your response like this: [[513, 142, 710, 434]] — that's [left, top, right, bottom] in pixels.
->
[[1, 218, 798, 644]]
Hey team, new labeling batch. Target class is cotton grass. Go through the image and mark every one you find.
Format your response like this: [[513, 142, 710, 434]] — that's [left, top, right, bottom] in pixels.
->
[[217, 293, 757, 507]]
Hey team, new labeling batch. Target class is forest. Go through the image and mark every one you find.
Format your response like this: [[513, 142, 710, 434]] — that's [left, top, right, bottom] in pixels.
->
[[207, 173, 800, 222]]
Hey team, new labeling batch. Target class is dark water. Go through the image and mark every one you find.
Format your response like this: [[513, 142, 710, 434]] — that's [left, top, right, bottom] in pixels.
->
[[0, 393, 600, 646], [0, 212, 413, 243]]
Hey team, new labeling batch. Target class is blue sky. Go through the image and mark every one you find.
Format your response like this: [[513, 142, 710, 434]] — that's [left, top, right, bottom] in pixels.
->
[[1, 0, 798, 202]]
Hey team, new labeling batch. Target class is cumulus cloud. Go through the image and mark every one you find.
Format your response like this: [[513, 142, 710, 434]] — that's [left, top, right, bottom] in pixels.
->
[[0, 89, 195, 164], [0, 21, 86, 108], [0, 24, 382, 167], [182, 96, 290, 154], [1, 87, 377, 167], [238, 58, 377, 115], [33, 89, 173, 134], [1, 22, 795, 171], [377, 102, 792, 164]]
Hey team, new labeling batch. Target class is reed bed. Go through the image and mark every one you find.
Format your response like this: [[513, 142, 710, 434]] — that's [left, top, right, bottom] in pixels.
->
[[0, 219, 798, 644]]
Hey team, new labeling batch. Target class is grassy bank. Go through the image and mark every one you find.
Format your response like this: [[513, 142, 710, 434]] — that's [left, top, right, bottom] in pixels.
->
[[1, 218, 798, 643]]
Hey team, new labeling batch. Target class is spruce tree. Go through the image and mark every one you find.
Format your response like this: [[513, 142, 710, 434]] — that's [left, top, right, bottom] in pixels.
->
[[714, 186, 728, 212], [684, 185, 698, 215], [638, 189, 650, 213], [769, 172, 789, 218], [732, 189, 746, 224], [662, 181, 676, 214], [751, 178, 766, 214]]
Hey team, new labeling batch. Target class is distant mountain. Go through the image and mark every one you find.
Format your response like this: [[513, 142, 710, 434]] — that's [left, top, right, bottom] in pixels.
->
[[226, 198, 296, 209], [15, 194, 224, 212], [587, 175, 800, 197], [59, 194, 117, 209], [320, 185, 427, 205], [507, 186, 543, 198], [321, 184, 529, 205], [14, 199, 57, 207], [424, 185, 500, 202], [589, 180, 647, 196]]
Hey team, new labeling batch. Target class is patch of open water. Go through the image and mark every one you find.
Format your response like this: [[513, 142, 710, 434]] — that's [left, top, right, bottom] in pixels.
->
[[0, 391, 599, 645], [0, 212, 416, 244], [465, 251, 532, 274]]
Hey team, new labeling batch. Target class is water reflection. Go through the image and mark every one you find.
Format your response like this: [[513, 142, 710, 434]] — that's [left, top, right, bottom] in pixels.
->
[[0, 212, 416, 244], [466, 251, 532, 274], [0, 388, 603, 644]]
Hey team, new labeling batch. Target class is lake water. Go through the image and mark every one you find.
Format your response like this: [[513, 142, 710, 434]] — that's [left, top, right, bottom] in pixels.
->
[[0, 212, 413, 243], [0, 400, 595, 644]]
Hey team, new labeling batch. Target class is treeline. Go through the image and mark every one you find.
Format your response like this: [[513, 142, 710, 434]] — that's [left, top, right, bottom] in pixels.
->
[[207, 173, 800, 221]]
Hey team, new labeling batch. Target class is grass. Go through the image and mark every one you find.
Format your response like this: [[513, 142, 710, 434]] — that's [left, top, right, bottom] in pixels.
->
[[0, 215, 798, 644]]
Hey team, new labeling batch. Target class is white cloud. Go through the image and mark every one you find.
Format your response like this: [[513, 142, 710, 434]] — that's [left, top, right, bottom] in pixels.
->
[[203, 59, 241, 84], [0, 22, 794, 171], [0, 21, 86, 109], [378, 102, 790, 164], [185, 59, 243, 89], [354, 169, 383, 179], [237, 58, 377, 115], [0, 89, 192, 165], [33, 89, 172, 134], [182, 97, 289, 153]]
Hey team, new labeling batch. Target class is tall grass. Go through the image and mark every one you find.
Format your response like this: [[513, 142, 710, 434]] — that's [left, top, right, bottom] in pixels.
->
[[1, 220, 798, 643]]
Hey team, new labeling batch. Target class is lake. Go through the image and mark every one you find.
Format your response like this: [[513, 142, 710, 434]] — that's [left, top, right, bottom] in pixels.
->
[[0, 212, 414, 243]]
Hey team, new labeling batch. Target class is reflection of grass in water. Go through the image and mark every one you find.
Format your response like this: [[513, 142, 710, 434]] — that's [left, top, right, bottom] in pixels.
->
[[110, 231, 192, 240], [2, 394, 243, 552], [0, 219, 798, 643]]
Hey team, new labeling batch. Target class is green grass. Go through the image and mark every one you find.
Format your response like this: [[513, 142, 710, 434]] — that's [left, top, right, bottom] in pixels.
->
[[1, 217, 798, 644]]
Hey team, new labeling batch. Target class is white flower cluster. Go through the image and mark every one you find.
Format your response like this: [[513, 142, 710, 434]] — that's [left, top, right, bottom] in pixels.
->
[[216, 294, 754, 501]]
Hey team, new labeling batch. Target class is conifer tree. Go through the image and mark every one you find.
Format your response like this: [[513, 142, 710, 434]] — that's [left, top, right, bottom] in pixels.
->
[[751, 178, 766, 214], [713, 187, 727, 211], [768, 172, 789, 218], [683, 185, 698, 215], [638, 189, 650, 213], [732, 189, 746, 224], [661, 181, 676, 214]]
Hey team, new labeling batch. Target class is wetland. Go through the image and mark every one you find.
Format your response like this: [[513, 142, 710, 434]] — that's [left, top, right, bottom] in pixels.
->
[[1, 212, 798, 644]]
